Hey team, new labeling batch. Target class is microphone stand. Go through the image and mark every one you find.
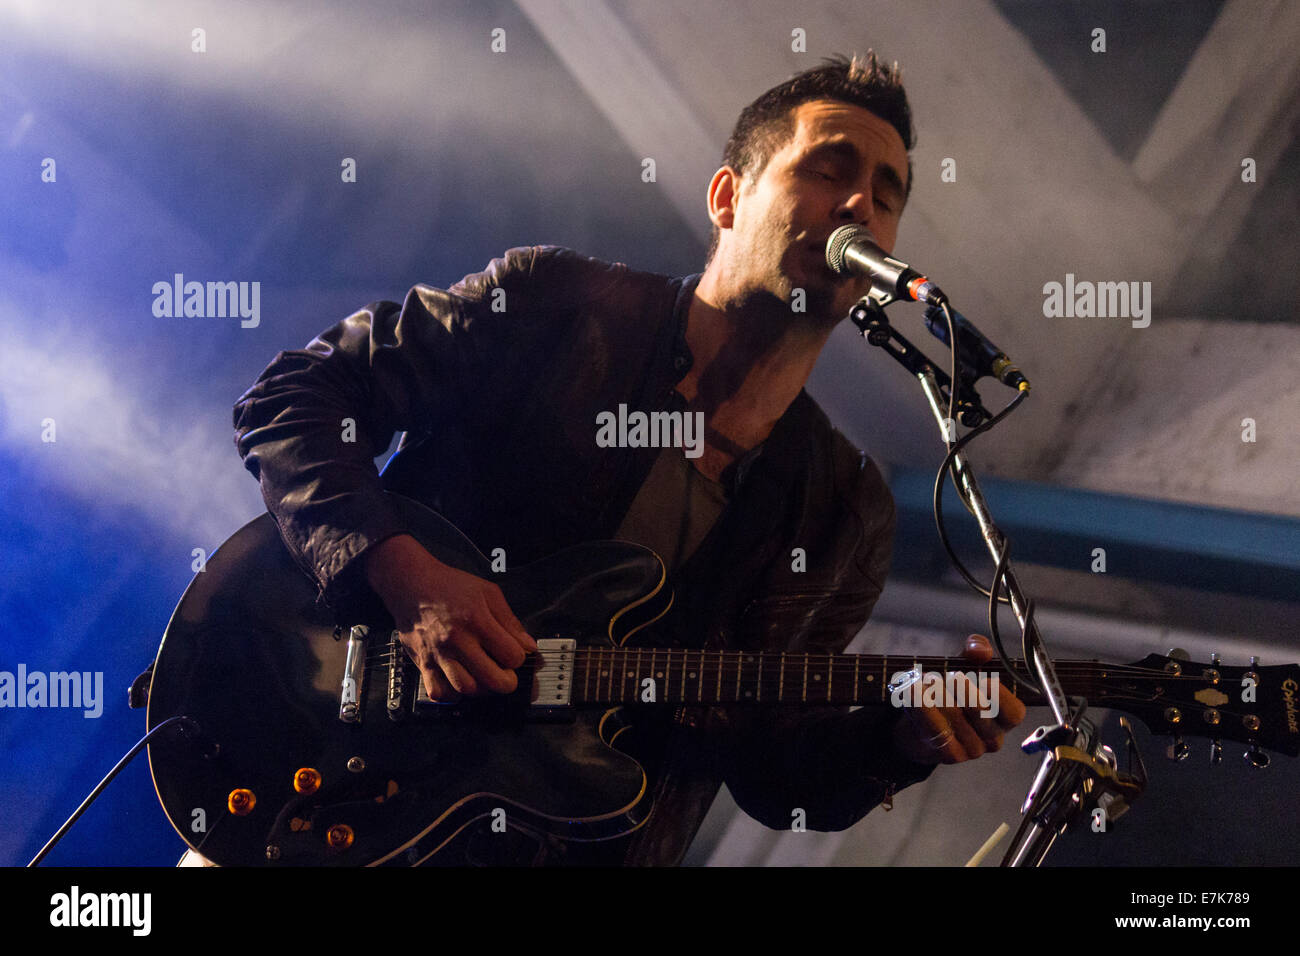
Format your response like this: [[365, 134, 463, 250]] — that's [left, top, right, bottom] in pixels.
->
[[848, 290, 1147, 866]]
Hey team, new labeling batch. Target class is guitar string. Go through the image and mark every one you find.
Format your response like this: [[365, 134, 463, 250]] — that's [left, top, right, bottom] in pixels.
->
[[354, 650, 1267, 722], [351, 673, 1264, 727], [358, 656, 1232, 686], [357, 652, 1249, 692], [359, 648, 1226, 682]]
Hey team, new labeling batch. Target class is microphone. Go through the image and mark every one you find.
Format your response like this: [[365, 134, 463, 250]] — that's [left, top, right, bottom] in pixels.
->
[[825, 224, 946, 306], [923, 303, 1030, 392], [825, 225, 1029, 392]]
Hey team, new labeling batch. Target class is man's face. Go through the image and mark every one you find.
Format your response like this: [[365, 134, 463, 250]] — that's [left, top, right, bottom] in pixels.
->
[[713, 98, 910, 323]]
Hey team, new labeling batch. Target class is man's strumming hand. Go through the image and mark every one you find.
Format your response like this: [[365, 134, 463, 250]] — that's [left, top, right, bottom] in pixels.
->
[[363, 534, 537, 701], [890, 633, 1027, 765]]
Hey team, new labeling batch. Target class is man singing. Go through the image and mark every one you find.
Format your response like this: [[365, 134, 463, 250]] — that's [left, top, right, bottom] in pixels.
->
[[232, 51, 1025, 866]]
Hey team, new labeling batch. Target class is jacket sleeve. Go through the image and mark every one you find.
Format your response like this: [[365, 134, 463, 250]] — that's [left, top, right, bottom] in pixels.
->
[[719, 455, 938, 831], [231, 245, 570, 616]]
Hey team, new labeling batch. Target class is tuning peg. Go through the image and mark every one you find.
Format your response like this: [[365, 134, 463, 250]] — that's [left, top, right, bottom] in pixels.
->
[[1244, 744, 1270, 769], [1210, 652, 1221, 666], [1209, 739, 1222, 765], [1167, 647, 1189, 661], [1166, 736, 1190, 761]]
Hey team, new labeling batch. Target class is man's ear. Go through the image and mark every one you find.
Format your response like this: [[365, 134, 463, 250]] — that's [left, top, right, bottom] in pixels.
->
[[707, 165, 741, 232]]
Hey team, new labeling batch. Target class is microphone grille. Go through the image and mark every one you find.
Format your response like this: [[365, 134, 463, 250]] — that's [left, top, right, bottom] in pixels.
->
[[825, 224, 867, 275]]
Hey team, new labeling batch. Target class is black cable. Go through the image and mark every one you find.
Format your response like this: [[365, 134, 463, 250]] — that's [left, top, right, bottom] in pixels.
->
[[27, 715, 198, 867], [937, 299, 977, 520], [928, 301, 1039, 692], [988, 536, 1042, 696], [931, 387, 1028, 599]]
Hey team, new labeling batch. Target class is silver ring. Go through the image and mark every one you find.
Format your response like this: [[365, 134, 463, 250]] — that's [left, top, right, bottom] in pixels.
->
[[923, 728, 954, 749]]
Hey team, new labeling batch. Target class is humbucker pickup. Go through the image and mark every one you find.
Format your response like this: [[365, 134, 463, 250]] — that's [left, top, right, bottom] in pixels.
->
[[529, 638, 577, 709], [408, 638, 578, 718]]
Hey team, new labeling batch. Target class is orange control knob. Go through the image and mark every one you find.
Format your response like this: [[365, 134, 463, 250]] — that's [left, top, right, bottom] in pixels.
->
[[294, 767, 322, 794], [326, 824, 355, 850], [228, 789, 256, 816]]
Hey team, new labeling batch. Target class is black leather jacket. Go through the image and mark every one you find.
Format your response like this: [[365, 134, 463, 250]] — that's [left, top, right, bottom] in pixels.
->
[[232, 245, 936, 865]]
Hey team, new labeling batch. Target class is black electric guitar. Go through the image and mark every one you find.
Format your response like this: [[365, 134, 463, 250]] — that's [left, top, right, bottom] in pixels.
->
[[146, 493, 1300, 866]]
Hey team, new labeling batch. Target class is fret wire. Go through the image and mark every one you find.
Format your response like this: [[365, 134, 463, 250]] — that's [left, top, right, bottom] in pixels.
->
[[636, 645, 642, 701], [779, 652, 786, 702], [801, 654, 808, 702], [681, 647, 691, 707], [660, 646, 667, 703], [853, 655, 859, 705], [649, 646, 655, 702]]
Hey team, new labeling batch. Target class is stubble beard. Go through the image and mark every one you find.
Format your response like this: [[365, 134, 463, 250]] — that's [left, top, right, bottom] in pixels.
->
[[725, 233, 844, 338]]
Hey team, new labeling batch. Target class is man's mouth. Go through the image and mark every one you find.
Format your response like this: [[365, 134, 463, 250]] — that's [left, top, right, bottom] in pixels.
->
[[806, 241, 847, 278]]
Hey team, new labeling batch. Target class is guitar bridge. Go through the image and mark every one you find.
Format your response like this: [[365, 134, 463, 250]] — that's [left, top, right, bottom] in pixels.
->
[[386, 630, 407, 721]]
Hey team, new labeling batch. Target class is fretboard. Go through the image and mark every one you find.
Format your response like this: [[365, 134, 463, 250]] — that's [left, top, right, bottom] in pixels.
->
[[566, 647, 1089, 706]]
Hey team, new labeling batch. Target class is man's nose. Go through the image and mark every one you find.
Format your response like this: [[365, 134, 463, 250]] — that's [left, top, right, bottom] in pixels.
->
[[836, 190, 873, 225]]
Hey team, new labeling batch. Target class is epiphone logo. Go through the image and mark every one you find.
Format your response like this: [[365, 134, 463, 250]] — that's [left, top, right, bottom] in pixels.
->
[[1283, 678, 1299, 734]]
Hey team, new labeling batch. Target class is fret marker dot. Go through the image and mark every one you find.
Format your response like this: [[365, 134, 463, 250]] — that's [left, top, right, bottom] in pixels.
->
[[689, 672, 696, 679], [813, 674, 822, 681]]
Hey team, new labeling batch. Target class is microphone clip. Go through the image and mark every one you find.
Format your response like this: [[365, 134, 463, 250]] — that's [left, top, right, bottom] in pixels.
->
[[850, 292, 993, 428]]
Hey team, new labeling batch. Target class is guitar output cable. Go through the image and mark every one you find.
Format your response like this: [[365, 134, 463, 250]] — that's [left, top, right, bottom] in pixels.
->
[[27, 715, 202, 866]]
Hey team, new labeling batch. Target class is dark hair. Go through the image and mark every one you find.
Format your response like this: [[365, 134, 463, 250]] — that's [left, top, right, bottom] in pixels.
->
[[705, 51, 915, 264]]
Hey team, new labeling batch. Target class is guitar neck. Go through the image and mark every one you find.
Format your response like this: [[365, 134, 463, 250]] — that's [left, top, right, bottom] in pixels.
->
[[568, 648, 1077, 707]]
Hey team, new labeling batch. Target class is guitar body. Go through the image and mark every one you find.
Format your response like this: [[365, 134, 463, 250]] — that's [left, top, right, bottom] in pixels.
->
[[146, 494, 672, 866], [148, 498, 1300, 866]]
